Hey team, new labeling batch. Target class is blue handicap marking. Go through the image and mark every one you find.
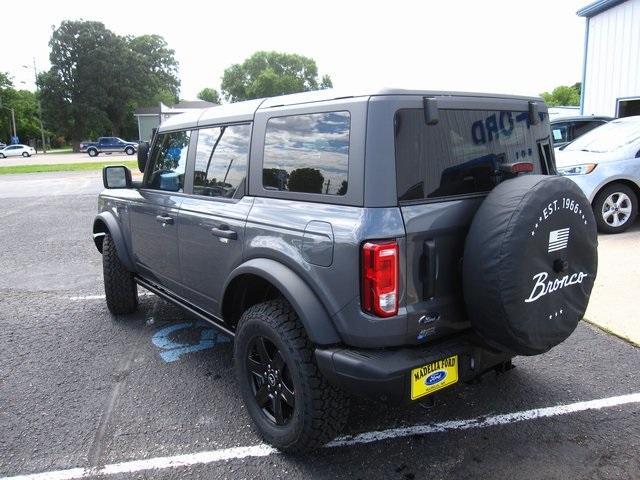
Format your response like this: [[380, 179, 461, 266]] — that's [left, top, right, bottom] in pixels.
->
[[151, 321, 230, 363]]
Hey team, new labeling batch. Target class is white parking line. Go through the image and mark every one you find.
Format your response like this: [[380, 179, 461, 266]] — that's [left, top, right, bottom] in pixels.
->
[[3, 392, 639, 480]]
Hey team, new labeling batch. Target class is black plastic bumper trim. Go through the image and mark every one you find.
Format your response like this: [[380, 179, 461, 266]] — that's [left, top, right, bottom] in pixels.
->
[[315, 334, 511, 404]]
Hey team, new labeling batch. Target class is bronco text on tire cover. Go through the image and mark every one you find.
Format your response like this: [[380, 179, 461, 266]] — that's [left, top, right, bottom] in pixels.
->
[[463, 175, 598, 355]]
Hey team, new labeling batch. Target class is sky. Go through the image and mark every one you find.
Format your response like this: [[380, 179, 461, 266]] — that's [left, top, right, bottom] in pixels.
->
[[1, 0, 588, 102]]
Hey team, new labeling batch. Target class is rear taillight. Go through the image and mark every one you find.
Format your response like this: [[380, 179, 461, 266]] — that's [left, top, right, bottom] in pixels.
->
[[361, 241, 399, 317]]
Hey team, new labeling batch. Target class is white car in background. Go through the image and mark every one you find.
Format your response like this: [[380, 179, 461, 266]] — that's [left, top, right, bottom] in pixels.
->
[[555, 116, 640, 234], [0, 144, 36, 158]]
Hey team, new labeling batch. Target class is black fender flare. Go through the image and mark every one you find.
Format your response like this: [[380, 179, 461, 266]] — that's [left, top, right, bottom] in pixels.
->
[[223, 258, 342, 345], [92, 212, 135, 272]]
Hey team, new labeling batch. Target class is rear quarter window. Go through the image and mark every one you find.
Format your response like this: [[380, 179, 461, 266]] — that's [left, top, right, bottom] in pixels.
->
[[262, 111, 350, 196], [395, 109, 549, 202]]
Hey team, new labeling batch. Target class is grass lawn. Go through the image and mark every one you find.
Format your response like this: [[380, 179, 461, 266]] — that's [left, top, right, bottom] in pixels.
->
[[0, 160, 138, 175]]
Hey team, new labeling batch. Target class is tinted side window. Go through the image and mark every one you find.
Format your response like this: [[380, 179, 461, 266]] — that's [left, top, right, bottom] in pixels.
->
[[145, 130, 190, 192], [193, 124, 251, 199], [572, 121, 602, 139], [395, 109, 547, 202], [263, 111, 350, 196]]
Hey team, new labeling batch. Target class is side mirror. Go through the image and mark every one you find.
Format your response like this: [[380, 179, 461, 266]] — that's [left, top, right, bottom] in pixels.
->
[[103, 165, 132, 189], [137, 141, 150, 173]]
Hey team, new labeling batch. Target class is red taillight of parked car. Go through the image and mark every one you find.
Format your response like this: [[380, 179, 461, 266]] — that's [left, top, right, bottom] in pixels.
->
[[361, 241, 398, 317]]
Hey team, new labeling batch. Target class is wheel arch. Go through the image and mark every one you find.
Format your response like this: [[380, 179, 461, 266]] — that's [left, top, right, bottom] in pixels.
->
[[222, 258, 342, 346], [591, 178, 640, 205], [92, 212, 135, 271]]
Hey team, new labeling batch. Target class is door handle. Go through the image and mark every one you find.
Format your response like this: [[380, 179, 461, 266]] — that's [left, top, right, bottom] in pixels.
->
[[210, 225, 237, 240], [155, 215, 174, 225]]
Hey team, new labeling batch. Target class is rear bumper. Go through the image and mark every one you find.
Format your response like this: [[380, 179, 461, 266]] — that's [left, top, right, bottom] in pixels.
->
[[315, 334, 512, 404]]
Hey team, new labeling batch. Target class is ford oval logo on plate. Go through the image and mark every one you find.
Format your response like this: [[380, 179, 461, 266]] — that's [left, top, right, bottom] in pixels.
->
[[425, 370, 446, 386]]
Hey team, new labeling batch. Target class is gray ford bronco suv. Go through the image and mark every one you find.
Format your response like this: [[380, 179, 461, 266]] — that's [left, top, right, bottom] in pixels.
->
[[93, 88, 598, 452]]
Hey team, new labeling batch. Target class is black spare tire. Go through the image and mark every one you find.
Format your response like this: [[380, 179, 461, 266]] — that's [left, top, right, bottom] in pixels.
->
[[463, 175, 598, 355], [137, 142, 150, 173]]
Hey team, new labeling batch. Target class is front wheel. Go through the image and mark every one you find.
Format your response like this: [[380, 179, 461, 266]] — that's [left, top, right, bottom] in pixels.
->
[[88, 148, 98, 157], [234, 299, 349, 452], [125, 146, 135, 155], [102, 233, 138, 314], [593, 183, 638, 234]]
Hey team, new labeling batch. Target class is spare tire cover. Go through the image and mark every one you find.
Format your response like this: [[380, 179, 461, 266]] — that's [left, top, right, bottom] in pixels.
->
[[463, 175, 598, 355]]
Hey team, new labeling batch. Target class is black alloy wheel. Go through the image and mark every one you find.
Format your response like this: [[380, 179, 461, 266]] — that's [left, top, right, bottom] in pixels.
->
[[246, 335, 295, 426], [234, 299, 349, 452]]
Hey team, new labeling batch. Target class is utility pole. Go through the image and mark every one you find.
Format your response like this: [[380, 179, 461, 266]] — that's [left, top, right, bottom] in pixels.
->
[[0, 100, 17, 141], [10, 107, 16, 141], [23, 59, 46, 152]]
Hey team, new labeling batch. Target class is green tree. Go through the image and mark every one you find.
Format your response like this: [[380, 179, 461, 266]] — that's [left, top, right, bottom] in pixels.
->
[[287, 167, 324, 194], [110, 35, 180, 138], [0, 72, 42, 144], [221, 51, 333, 102], [540, 84, 581, 107], [38, 21, 179, 149], [128, 34, 180, 106], [38, 21, 115, 147], [0, 72, 11, 90], [197, 87, 221, 104], [572, 82, 582, 98]]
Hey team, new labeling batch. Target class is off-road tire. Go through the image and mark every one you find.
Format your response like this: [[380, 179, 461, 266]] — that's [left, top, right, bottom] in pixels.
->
[[234, 299, 349, 452], [593, 183, 638, 234], [102, 233, 138, 315], [88, 148, 98, 157]]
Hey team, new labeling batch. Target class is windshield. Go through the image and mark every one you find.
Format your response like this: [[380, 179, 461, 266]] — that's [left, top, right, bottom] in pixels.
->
[[565, 119, 640, 153]]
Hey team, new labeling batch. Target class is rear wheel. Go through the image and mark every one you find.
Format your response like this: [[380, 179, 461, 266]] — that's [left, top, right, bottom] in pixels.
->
[[22, 151, 30, 157], [234, 299, 348, 452], [102, 233, 138, 314], [0, 153, 5, 158], [88, 148, 98, 157], [125, 146, 135, 155], [593, 183, 637, 234]]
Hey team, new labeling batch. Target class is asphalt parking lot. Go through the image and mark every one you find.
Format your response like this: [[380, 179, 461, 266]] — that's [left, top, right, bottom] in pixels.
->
[[1, 171, 639, 480]]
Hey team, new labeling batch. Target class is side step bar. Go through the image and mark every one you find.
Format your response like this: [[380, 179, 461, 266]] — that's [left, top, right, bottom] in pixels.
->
[[135, 275, 235, 338]]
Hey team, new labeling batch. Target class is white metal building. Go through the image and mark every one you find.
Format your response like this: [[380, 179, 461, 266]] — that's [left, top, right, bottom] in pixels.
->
[[134, 100, 217, 141], [579, 0, 640, 117]]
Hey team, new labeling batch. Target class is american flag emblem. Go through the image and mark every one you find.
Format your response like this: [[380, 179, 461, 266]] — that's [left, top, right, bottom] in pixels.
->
[[548, 227, 570, 253]]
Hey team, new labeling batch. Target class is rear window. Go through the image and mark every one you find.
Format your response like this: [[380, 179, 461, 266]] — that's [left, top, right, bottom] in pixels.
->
[[262, 111, 350, 196], [572, 120, 603, 138], [395, 109, 550, 202]]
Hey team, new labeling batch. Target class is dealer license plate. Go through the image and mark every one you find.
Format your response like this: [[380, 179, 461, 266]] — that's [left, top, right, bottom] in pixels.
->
[[410, 355, 459, 400]]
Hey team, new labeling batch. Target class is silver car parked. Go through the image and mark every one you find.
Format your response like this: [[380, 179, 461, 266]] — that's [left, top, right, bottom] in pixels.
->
[[556, 116, 640, 233], [0, 144, 36, 158]]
